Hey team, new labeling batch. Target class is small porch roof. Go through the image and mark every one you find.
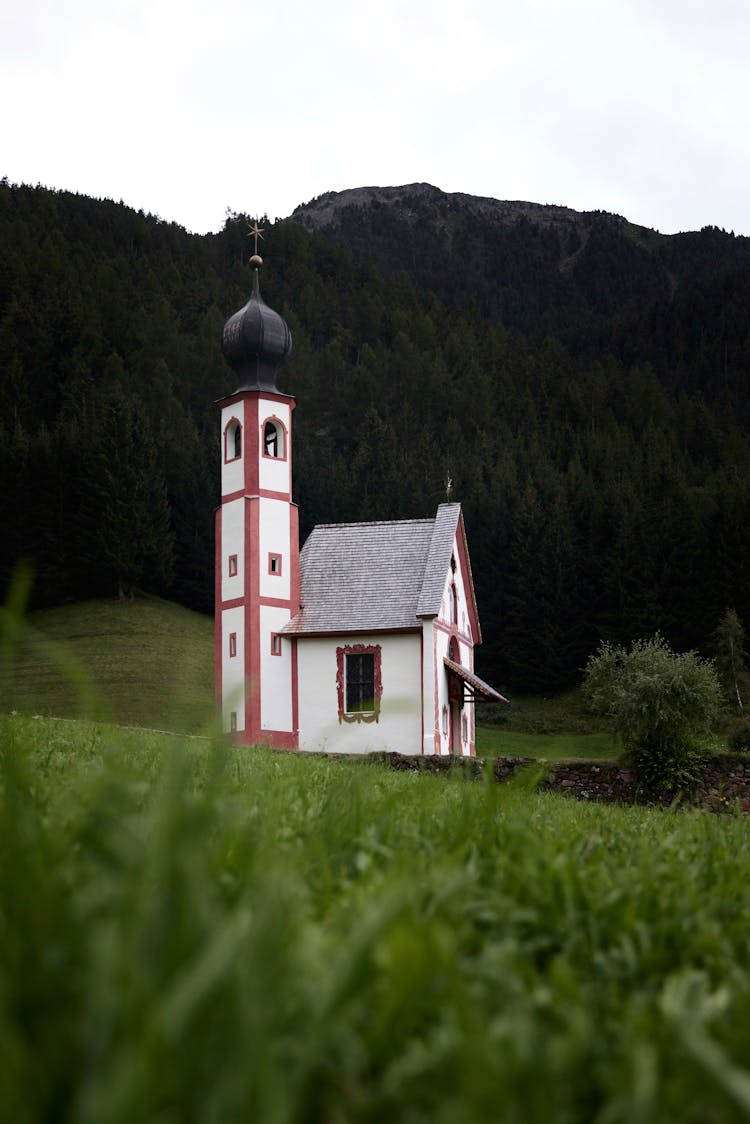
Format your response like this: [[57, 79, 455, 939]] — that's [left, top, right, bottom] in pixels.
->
[[444, 657, 509, 704]]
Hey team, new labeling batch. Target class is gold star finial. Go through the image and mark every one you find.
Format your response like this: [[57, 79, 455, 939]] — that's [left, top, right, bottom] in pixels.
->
[[248, 221, 265, 256]]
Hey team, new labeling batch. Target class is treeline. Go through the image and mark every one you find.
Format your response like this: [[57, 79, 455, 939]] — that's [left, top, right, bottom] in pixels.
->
[[1, 179, 750, 692]]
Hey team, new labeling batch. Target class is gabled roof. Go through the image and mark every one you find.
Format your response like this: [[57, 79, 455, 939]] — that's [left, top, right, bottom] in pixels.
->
[[281, 503, 464, 636]]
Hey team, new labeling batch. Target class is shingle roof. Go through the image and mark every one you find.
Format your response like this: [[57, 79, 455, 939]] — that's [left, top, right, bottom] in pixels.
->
[[281, 503, 462, 636]]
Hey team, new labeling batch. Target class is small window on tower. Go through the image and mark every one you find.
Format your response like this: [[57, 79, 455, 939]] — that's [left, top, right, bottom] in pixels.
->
[[268, 553, 282, 575], [263, 419, 285, 459], [450, 583, 458, 625], [271, 633, 282, 656], [228, 554, 238, 577], [229, 632, 237, 658], [224, 418, 242, 463]]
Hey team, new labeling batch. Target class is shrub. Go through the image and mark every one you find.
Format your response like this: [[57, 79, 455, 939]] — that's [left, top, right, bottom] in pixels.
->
[[728, 717, 750, 753], [583, 634, 720, 793]]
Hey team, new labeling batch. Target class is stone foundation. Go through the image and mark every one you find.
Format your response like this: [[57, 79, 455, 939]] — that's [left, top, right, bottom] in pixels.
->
[[376, 752, 750, 811]]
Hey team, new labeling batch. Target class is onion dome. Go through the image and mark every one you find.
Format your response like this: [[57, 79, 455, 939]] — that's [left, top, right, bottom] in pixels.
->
[[221, 257, 293, 392]]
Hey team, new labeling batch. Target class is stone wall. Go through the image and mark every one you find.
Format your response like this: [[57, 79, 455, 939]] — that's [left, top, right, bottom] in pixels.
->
[[377, 751, 750, 810]]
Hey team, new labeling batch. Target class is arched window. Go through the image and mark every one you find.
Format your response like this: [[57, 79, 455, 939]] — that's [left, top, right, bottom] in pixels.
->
[[448, 637, 459, 663], [264, 420, 284, 459], [450, 583, 458, 625], [224, 418, 242, 463]]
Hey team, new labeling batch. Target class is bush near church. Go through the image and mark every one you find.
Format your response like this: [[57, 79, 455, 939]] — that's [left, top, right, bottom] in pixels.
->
[[583, 634, 721, 793]]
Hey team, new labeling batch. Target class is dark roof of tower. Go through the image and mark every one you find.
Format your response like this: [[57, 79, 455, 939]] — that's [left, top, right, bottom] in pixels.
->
[[221, 265, 293, 393]]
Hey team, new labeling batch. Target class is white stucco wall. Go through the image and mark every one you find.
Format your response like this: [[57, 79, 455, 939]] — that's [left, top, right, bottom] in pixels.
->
[[259, 497, 291, 601], [221, 498, 245, 602], [258, 399, 292, 495], [260, 605, 294, 733], [297, 633, 422, 754], [431, 532, 476, 756], [221, 402, 245, 497], [221, 605, 245, 731]]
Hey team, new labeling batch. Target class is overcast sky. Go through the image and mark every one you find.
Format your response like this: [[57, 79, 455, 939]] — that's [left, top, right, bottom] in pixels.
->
[[2, 0, 749, 236]]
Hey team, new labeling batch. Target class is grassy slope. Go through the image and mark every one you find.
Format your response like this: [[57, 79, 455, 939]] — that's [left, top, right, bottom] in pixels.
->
[[3, 712, 750, 1123], [1, 597, 214, 733]]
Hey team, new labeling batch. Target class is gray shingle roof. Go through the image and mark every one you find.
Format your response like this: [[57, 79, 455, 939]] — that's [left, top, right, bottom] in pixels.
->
[[281, 503, 462, 636]]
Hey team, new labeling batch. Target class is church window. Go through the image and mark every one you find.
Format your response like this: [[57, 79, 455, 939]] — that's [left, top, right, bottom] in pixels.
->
[[336, 644, 382, 724], [450, 583, 458, 625], [263, 419, 285, 459], [224, 418, 242, 462], [450, 554, 457, 574], [229, 632, 237, 658], [448, 637, 459, 663], [228, 554, 238, 577], [271, 633, 282, 656], [268, 553, 282, 575]]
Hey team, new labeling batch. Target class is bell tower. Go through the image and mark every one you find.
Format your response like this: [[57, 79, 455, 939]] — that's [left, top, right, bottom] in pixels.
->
[[215, 228, 299, 746]]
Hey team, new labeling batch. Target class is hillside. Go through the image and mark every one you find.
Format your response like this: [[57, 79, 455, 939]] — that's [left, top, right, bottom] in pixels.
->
[[1, 597, 214, 732], [2, 178, 750, 693]]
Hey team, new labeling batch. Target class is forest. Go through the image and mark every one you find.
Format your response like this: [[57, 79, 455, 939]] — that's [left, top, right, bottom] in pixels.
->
[[1, 177, 750, 694]]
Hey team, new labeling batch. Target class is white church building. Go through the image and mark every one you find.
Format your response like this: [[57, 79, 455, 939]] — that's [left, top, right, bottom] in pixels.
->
[[215, 249, 504, 755]]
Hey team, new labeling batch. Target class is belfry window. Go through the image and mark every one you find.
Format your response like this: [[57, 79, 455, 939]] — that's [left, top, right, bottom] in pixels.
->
[[224, 419, 242, 463], [264, 420, 283, 459]]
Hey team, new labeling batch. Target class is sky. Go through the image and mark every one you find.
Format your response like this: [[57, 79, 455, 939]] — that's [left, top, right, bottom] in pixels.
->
[[2, 0, 749, 236]]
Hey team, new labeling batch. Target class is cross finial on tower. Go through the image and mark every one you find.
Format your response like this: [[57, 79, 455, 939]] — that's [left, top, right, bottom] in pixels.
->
[[248, 221, 265, 256]]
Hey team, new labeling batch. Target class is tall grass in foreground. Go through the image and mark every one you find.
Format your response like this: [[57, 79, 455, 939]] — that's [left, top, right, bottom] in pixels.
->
[[3, 715, 750, 1123]]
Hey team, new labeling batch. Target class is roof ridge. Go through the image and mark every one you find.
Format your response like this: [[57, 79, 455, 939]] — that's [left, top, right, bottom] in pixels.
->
[[310, 517, 436, 530]]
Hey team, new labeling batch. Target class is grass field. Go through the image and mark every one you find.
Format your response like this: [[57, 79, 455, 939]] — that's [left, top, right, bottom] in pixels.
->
[[475, 726, 618, 759], [3, 712, 750, 1122], [0, 596, 214, 732]]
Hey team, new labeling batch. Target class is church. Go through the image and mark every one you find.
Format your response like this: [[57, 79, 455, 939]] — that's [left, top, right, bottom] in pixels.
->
[[214, 243, 504, 755]]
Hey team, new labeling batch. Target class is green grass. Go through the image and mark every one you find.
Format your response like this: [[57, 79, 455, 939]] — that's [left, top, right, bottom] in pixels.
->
[[476, 726, 618, 759], [3, 712, 750, 1123], [0, 596, 214, 732]]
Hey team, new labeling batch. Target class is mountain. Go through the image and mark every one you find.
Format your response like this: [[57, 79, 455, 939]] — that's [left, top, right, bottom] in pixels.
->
[[290, 182, 750, 366], [2, 178, 750, 695]]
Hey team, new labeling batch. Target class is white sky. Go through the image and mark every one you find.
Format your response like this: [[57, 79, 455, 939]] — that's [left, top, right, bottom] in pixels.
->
[[2, 0, 749, 236]]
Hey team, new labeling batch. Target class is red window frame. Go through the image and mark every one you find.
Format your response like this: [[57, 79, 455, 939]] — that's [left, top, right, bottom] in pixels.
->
[[270, 633, 282, 656], [228, 554, 238, 577], [229, 632, 237, 658], [336, 643, 382, 724], [268, 553, 282, 576]]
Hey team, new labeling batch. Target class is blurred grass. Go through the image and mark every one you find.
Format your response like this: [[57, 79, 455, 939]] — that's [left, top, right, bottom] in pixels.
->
[[0, 596, 213, 732], [3, 713, 750, 1123]]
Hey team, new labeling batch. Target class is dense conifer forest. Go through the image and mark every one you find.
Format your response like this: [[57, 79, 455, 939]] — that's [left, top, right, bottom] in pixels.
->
[[2, 177, 750, 693]]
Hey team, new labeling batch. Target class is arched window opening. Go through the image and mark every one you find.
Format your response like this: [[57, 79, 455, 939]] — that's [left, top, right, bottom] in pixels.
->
[[450, 554, 457, 574], [264, 420, 284, 459], [450, 583, 458, 625], [224, 418, 242, 463], [448, 637, 459, 663]]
